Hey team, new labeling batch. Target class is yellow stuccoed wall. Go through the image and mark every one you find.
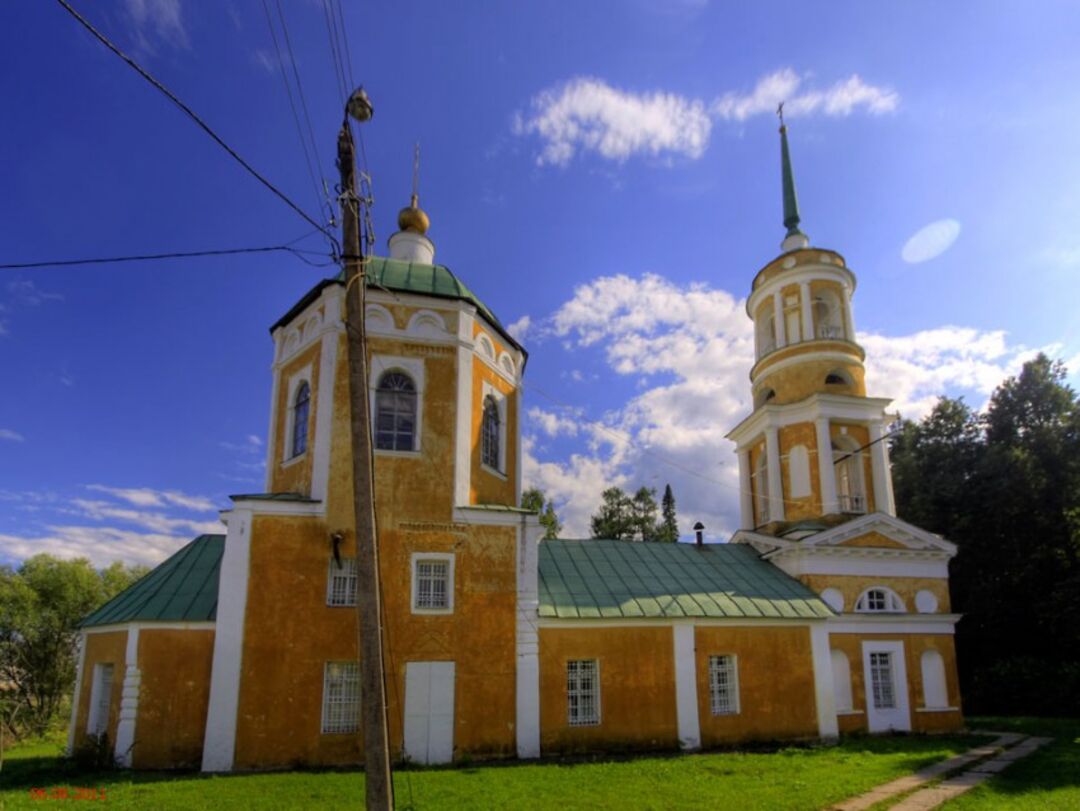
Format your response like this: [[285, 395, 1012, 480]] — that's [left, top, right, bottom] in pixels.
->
[[73, 631, 127, 748], [695, 626, 819, 745], [470, 357, 517, 505], [755, 357, 866, 405], [778, 422, 821, 521], [133, 629, 215, 769], [269, 342, 322, 495], [538, 627, 678, 753], [830, 633, 962, 734], [800, 574, 952, 614]]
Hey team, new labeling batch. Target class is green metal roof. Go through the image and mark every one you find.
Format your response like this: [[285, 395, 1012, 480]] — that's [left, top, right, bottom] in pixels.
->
[[538, 539, 832, 620], [270, 257, 524, 355], [80, 535, 224, 628]]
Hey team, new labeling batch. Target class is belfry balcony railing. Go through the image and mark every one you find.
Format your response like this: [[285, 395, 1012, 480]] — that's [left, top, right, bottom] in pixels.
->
[[838, 493, 866, 514], [817, 324, 844, 340]]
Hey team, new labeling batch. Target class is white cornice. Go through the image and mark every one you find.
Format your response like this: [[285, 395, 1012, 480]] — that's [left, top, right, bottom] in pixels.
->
[[726, 393, 893, 448], [796, 512, 957, 555], [747, 263, 856, 317], [826, 614, 960, 635]]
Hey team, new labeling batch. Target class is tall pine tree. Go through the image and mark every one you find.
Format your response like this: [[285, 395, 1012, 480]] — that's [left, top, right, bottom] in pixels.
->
[[658, 484, 678, 542]]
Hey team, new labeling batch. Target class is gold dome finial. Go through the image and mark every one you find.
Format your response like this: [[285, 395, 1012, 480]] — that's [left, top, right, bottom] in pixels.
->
[[397, 142, 430, 235]]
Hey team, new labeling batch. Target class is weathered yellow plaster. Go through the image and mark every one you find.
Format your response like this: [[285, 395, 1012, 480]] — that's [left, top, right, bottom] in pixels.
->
[[74, 631, 126, 748], [800, 574, 952, 613], [270, 342, 322, 495]]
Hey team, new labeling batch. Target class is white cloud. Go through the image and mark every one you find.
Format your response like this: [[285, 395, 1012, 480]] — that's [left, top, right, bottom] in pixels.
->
[[70, 499, 222, 536], [524, 273, 1044, 539], [514, 77, 712, 166], [6, 279, 62, 306], [711, 69, 899, 121], [901, 219, 961, 264], [125, 0, 188, 53], [507, 315, 532, 341], [0, 429, 24, 442], [0, 526, 188, 569], [84, 485, 216, 512]]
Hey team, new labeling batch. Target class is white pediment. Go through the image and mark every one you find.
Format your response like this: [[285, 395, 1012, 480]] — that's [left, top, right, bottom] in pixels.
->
[[798, 513, 956, 555]]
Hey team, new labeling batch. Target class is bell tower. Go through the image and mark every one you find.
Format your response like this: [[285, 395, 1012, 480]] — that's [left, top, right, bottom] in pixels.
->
[[727, 115, 896, 533]]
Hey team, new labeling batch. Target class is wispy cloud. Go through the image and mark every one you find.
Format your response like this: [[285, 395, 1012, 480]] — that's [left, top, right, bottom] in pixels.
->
[[515, 70, 899, 166], [901, 219, 962, 263], [507, 315, 532, 341], [85, 485, 216, 512], [124, 0, 188, 54], [6, 279, 62, 306], [513, 77, 712, 167], [0, 429, 25, 442]]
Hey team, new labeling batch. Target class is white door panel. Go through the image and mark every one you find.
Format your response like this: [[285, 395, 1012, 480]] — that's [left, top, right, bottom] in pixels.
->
[[404, 661, 455, 764], [862, 641, 911, 732]]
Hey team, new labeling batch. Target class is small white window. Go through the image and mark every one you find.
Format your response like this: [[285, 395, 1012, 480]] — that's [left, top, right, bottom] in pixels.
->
[[87, 662, 114, 737], [567, 659, 600, 726], [321, 661, 360, 734], [326, 557, 357, 607], [869, 651, 897, 709], [411, 553, 454, 614], [709, 655, 740, 715], [855, 587, 905, 614]]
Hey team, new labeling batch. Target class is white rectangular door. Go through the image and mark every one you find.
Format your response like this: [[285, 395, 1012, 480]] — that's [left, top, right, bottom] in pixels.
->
[[862, 641, 911, 732], [404, 661, 455, 764]]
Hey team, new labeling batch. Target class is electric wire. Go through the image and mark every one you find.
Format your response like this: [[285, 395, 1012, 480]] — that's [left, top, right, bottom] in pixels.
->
[[259, 0, 324, 222], [320, 0, 349, 101], [0, 244, 334, 271], [333, 0, 356, 90], [54, 0, 336, 248]]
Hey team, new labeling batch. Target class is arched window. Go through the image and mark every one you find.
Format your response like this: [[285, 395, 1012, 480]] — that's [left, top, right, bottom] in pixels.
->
[[833, 436, 866, 513], [754, 450, 770, 524], [855, 587, 905, 614], [814, 291, 844, 340], [757, 310, 777, 358], [825, 369, 852, 386], [755, 388, 776, 408], [481, 396, 500, 470], [291, 381, 311, 457], [375, 371, 417, 451]]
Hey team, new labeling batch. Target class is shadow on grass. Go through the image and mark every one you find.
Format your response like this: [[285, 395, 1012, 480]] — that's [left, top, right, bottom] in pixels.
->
[[961, 716, 1080, 798]]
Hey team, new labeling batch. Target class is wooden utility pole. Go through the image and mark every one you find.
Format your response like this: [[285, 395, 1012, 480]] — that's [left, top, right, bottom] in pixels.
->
[[338, 103, 395, 810]]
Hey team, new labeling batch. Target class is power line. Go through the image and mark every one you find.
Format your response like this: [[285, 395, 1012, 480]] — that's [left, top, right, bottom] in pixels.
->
[[320, 0, 348, 101], [54, 0, 336, 247], [333, 0, 356, 90], [0, 244, 333, 271]]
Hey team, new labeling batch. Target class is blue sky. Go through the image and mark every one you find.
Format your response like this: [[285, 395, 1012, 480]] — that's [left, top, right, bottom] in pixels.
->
[[2, 1, 1079, 566]]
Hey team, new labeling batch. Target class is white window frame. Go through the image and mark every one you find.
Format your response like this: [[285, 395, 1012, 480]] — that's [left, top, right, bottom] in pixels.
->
[[410, 553, 454, 615], [479, 381, 508, 477], [326, 557, 358, 607], [87, 662, 114, 738], [708, 654, 740, 716], [282, 366, 313, 464], [370, 355, 425, 456], [566, 659, 600, 727], [321, 661, 360, 734], [854, 586, 906, 614]]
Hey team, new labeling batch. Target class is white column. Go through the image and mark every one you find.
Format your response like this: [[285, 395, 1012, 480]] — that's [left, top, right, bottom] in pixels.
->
[[202, 508, 253, 772], [114, 626, 141, 767], [842, 286, 855, 341], [737, 450, 754, 529], [800, 282, 814, 341], [772, 292, 786, 348], [515, 516, 542, 758], [816, 418, 838, 514], [765, 427, 785, 522], [810, 624, 839, 739], [454, 313, 475, 507], [672, 623, 701, 750], [868, 421, 896, 515], [66, 632, 88, 755], [263, 333, 285, 492], [310, 327, 340, 501]]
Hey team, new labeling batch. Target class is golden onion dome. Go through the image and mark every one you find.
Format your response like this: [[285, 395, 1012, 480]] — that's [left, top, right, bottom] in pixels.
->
[[397, 194, 430, 235]]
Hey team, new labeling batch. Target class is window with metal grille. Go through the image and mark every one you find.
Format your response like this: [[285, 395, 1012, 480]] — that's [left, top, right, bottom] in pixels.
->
[[414, 559, 449, 610], [87, 663, 114, 737], [375, 371, 417, 451], [321, 661, 360, 734], [481, 395, 500, 470], [291, 381, 311, 457], [869, 652, 896, 709], [709, 655, 739, 715], [326, 557, 357, 607], [567, 659, 600, 726]]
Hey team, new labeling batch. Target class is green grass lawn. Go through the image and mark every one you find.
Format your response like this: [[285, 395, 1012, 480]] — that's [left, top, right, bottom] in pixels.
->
[[941, 717, 1080, 810], [1, 733, 988, 810]]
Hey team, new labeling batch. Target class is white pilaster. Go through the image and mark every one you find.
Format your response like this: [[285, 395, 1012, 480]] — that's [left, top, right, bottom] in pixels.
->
[[867, 421, 895, 516], [672, 623, 701, 750], [515, 516, 543, 758], [66, 631, 88, 755], [737, 450, 753, 529], [772, 292, 786, 348], [202, 508, 253, 772], [800, 282, 813, 341], [765, 427, 785, 522], [842, 286, 855, 342], [114, 626, 141, 766], [810, 624, 839, 739], [263, 332, 285, 492], [310, 328, 340, 501], [454, 312, 475, 507], [816, 418, 838, 514]]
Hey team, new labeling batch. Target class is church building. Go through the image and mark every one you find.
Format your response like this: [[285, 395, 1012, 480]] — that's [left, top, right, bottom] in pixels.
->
[[67, 125, 963, 771]]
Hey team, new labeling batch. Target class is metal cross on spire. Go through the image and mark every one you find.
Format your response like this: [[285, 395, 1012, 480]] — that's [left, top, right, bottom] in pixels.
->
[[777, 101, 786, 128], [411, 141, 421, 206]]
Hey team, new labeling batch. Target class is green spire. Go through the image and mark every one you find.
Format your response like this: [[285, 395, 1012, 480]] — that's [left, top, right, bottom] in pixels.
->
[[779, 122, 804, 239]]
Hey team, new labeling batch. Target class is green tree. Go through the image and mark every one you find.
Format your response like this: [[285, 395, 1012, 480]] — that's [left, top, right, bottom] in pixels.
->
[[630, 487, 660, 541], [658, 484, 678, 542], [520, 487, 563, 540], [0, 555, 146, 738], [590, 487, 635, 540]]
